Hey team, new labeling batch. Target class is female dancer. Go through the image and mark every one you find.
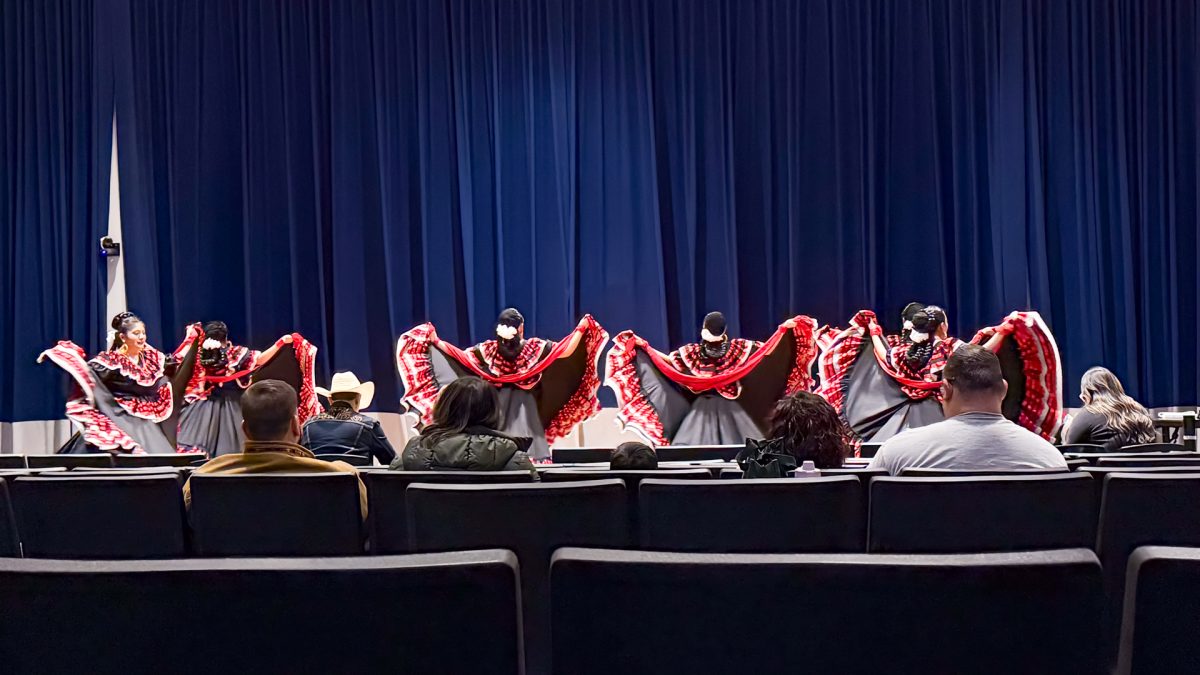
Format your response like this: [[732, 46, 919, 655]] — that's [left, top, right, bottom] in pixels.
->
[[39, 311, 197, 454], [396, 309, 608, 460], [605, 312, 820, 445], [174, 320, 317, 457], [817, 304, 1062, 445]]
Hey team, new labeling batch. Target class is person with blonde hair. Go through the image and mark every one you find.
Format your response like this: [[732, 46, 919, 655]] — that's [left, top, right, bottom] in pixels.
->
[[1063, 367, 1156, 451]]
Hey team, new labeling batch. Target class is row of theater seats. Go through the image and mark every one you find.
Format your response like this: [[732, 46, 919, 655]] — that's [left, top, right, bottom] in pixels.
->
[[0, 544, 1194, 673], [3, 463, 1200, 669]]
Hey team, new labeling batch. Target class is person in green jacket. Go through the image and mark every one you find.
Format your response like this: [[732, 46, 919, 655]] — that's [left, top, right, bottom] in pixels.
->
[[395, 375, 536, 475]]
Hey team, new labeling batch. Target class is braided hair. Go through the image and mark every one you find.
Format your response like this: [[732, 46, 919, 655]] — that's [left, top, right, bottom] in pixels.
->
[[109, 311, 142, 351], [899, 302, 925, 343], [903, 306, 946, 372]]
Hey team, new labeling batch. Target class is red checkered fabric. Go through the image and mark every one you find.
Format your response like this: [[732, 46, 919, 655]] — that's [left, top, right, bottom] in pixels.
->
[[670, 339, 756, 399], [971, 311, 1063, 440]]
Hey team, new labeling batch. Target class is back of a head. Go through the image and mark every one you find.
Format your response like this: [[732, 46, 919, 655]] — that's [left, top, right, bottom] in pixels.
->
[[765, 391, 849, 469], [610, 442, 658, 470], [1080, 366, 1156, 444], [241, 380, 299, 441], [424, 376, 502, 443], [943, 344, 1005, 404]]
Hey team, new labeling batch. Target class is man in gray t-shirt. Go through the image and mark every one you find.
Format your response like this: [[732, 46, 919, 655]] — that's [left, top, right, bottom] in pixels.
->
[[868, 345, 1067, 476]]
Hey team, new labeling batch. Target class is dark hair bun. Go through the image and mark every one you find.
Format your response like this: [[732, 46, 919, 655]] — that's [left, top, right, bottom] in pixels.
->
[[111, 311, 138, 330]]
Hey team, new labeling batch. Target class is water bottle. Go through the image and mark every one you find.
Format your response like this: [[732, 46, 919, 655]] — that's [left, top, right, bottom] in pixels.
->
[[795, 460, 820, 478]]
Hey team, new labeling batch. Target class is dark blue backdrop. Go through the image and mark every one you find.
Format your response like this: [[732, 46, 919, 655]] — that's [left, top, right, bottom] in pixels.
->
[[3, 0, 1198, 421]]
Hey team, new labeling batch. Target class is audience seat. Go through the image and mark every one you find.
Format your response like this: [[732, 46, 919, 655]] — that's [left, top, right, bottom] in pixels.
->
[[898, 467, 1069, 477], [869, 474, 1094, 553], [1096, 474, 1200, 647], [1079, 466, 1200, 510], [542, 468, 708, 536], [857, 442, 883, 458], [1120, 443, 1183, 453], [551, 547, 1103, 674], [315, 453, 373, 467], [0, 550, 523, 674], [27, 454, 113, 469], [362, 470, 534, 554], [1057, 443, 1107, 454], [1118, 546, 1200, 675], [114, 452, 206, 468], [639, 477, 864, 552], [188, 473, 363, 556], [0, 456, 26, 469], [0, 479, 18, 557], [10, 475, 185, 558], [408, 480, 627, 675], [1097, 455, 1200, 468]]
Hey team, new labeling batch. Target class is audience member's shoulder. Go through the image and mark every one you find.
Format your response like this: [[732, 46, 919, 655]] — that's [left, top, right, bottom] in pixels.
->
[[881, 423, 940, 449]]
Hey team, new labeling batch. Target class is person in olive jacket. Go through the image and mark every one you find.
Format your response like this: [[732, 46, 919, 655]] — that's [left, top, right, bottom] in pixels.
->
[[395, 375, 536, 475]]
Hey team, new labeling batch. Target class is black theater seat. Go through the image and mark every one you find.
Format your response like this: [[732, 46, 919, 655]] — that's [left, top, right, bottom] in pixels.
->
[[0, 455, 27, 469], [314, 453, 373, 467], [639, 477, 864, 552], [1120, 443, 1184, 453], [408, 480, 626, 675], [0, 550, 522, 674], [27, 454, 113, 469], [114, 452, 206, 468], [551, 547, 1103, 674], [0, 479, 18, 557], [868, 473, 1094, 553], [10, 475, 185, 558], [362, 470, 534, 554], [188, 473, 363, 556], [1096, 474, 1200, 647], [1118, 546, 1200, 675], [899, 467, 1069, 477], [542, 468, 708, 536], [1097, 455, 1200, 468]]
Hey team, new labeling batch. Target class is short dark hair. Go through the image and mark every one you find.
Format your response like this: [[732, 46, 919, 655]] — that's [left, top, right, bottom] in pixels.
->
[[765, 391, 849, 469], [422, 377, 503, 445], [241, 380, 298, 440], [943, 344, 1005, 394], [610, 442, 658, 470]]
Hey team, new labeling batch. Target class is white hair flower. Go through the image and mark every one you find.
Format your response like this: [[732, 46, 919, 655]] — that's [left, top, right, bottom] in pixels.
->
[[903, 320, 913, 331], [909, 330, 930, 344], [495, 324, 518, 340], [202, 338, 223, 349], [701, 328, 723, 343]]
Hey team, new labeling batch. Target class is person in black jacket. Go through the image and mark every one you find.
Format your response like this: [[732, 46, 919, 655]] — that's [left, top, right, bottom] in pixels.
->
[[397, 376, 536, 474], [1063, 366, 1157, 451], [301, 372, 396, 465]]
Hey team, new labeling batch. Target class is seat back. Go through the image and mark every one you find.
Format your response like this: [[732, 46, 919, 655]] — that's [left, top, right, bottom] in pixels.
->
[[314, 453, 373, 467], [362, 470, 534, 554], [639, 477, 864, 552], [0, 551, 522, 675], [0, 456, 27, 470], [1096, 474, 1200, 644], [551, 547, 1102, 674], [899, 467, 1070, 477], [0, 479, 18, 557], [27, 454, 114, 469], [188, 473, 362, 556], [1057, 443, 1106, 454], [408, 480, 626, 674], [1118, 546, 1200, 675], [1097, 455, 1200, 468], [114, 453, 206, 468], [857, 442, 883, 458], [869, 474, 1094, 553], [1120, 443, 1184, 453], [11, 476, 185, 558]]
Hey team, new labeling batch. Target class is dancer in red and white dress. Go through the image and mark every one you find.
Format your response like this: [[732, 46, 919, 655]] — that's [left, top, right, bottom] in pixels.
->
[[817, 304, 1062, 447], [39, 311, 197, 454], [397, 308, 609, 460], [174, 320, 320, 457], [605, 312, 820, 446]]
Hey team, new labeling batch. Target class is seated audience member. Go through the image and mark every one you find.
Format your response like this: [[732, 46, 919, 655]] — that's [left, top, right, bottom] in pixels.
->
[[301, 371, 397, 465], [184, 379, 367, 519], [396, 376, 536, 475], [610, 441, 658, 470], [868, 345, 1067, 475], [765, 391, 850, 469], [1062, 366, 1157, 451]]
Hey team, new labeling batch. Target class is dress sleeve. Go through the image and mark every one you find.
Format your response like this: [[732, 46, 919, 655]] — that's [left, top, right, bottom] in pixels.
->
[[1063, 410, 1101, 445]]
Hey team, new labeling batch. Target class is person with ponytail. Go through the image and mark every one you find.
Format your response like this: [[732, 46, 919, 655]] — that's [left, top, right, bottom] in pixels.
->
[[605, 311, 821, 445], [1063, 367, 1157, 451], [172, 320, 312, 458], [38, 311, 195, 454], [817, 303, 1064, 447], [396, 308, 609, 460]]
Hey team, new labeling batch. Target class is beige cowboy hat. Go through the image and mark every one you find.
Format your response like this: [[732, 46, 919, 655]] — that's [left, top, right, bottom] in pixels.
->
[[314, 371, 375, 409]]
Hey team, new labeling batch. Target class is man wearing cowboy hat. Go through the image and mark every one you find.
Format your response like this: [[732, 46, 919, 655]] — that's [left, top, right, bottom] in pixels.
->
[[301, 371, 397, 466]]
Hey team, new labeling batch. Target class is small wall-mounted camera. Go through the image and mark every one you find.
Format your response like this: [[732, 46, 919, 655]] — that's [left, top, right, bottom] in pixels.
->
[[100, 236, 121, 258]]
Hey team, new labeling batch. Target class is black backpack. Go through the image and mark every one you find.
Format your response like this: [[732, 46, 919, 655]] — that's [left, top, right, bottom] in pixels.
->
[[735, 438, 797, 479]]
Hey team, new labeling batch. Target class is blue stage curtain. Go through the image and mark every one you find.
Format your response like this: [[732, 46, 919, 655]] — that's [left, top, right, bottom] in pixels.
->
[[98, 0, 1200, 415], [0, 0, 111, 422]]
